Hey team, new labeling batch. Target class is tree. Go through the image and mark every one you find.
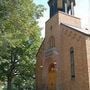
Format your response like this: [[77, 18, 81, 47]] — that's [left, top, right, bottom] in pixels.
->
[[0, 0, 45, 90]]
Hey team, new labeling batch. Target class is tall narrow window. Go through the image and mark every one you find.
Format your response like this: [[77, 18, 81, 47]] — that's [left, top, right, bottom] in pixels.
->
[[49, 36, 55, 48], [70, 47, 75, 79]]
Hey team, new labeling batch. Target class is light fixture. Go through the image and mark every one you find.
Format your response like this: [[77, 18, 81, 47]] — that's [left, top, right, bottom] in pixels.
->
[[53, 61, 57, 65], [40, 65, 43, 68]]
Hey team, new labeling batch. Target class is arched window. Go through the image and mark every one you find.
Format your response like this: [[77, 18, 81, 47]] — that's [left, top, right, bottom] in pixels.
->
[[70, 47, 75, 79], [49, 36, 55, 48]]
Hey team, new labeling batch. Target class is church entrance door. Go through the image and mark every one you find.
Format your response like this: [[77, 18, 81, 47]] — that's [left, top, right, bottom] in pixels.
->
[[48, 63, 56, 90]]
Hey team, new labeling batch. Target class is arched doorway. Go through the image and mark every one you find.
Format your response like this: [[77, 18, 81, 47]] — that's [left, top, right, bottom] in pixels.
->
[[48, 63, 57, 90]]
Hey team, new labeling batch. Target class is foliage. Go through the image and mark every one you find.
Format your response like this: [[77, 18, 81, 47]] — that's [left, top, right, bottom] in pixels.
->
[[0, 0, 45, 89]]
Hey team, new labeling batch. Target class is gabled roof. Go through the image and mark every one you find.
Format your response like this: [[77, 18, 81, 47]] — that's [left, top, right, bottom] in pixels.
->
[[36, 39, 45, 57], [61, 23, 90, 36]]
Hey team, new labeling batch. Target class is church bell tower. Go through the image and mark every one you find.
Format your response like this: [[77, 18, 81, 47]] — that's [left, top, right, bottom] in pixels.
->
[[48, 0, 76, 18]]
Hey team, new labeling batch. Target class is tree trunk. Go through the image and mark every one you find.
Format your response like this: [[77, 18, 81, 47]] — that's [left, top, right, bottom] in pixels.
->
[[7, 48, 15, 90], [7, 76, 12, 90]]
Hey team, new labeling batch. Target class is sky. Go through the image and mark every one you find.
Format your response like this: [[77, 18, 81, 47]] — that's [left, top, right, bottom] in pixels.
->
[[34, 0, 90, 37]]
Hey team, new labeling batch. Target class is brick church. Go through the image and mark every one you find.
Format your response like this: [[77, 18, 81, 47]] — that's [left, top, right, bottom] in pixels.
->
[[36, 0, 90, 90]]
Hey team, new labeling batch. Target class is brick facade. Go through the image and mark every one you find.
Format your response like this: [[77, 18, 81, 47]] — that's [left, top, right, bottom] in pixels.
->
[[36, 11, 90, 90]]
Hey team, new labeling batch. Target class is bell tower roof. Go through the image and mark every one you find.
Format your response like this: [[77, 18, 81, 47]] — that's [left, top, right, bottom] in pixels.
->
[[48, 0, 76, 18]]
